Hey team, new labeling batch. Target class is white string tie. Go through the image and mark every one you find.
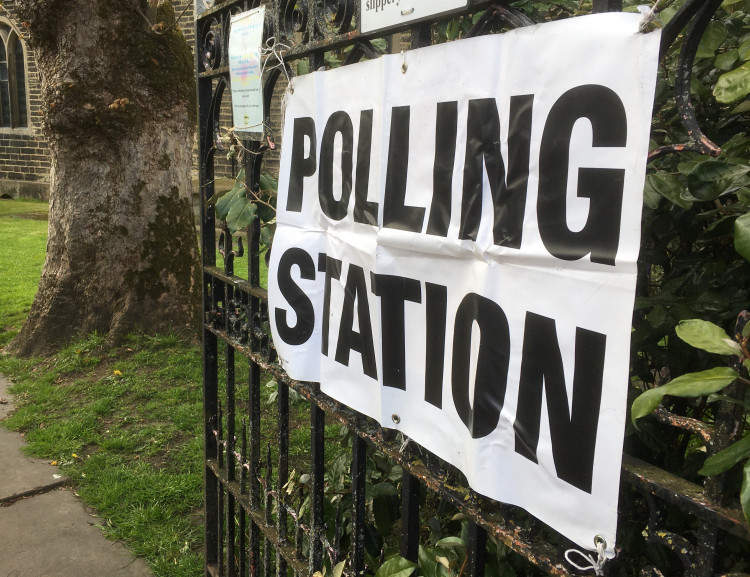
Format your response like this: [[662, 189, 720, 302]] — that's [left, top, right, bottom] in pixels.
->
[[565, 537, 608, 576], [638, 0, 677, 32], [261, 36, 294, 93]]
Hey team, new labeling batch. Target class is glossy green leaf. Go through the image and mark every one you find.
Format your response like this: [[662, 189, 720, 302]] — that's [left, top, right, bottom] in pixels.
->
[[741, 461, 750, 526], [659, 3, 680, 24], [631, 367, 738, 424], [645, 172, 691, 209], [687, 161, 750, 201], [740, 38, 750, 61], [677, 158, 706, 177], [716, 49, 739, 71], [696, 21, 727, 58], [676, 319, 742, 355], [372, 490, 399, 537], [647, 305, 667, 328], [721, 133, 750, 158], [207, 168, 245, 207], [642, 181, 662, 209], [215, 183, 244, 219], [714, 61, 750, 103], [332, 560, 346, 577], [375, 556, 416, 577], [435, 537, 465, 549], [226, 196, 257, 233], [259, 172, 279, 196], [259, 224, 275, 246], [699, 434, 750, 475], [210, 182, 244, 213], [707, 393, 750, 411], [206, 184, 235, 207], [735, 212, 750, 261], [731, 100, 750, 114], [369, 481, 398, 498], [418, 546, 438, 577]]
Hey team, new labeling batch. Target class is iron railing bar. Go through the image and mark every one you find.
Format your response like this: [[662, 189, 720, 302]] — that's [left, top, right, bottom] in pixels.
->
[[249, 380, 262, 577], [199, 1, 747, 574], [197, 0, 531, 74], [223, 229, 238, 577], [264, 445, 274, 577], [240, 424, 248, 577], [227, 489, 237, 577], [202, 314, 220, 576], [249, 360, 262, 576], [225, 363, 237, 577], [204, 461, 220, 574], [205, 265, 268, 300], [206, 326, 571, 575], [208, 324, 750, 568], [217, 406, 225, 577], [671, 0, 723, 157], [197, 67, 229, 81], [207, 459, 309, 575], [351, 435, 367, 577], [622, 456, 750, 541], [310, 401, 326, 574], [691, 521, 719, 577], [467, 523, 487, 577], [659, 0, 703, 59], [200, 54, 219, 570], [400, 472, 420, 563], [276, 381, 290, 577], [651, 406, 715, 443]]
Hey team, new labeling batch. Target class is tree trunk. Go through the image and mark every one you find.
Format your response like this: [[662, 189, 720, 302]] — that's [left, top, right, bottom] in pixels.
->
[[8, 0, 200, 356]]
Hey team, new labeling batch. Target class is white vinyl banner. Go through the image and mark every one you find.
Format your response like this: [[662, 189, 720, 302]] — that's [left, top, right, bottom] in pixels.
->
[[269, 13, 660, 555]]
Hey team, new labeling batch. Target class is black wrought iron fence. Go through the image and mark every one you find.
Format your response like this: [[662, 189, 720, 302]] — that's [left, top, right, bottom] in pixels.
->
[[197, 1, 750, 576]]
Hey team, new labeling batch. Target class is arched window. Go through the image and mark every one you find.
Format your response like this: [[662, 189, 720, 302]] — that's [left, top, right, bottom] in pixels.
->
[[0, 24, 28, 128]]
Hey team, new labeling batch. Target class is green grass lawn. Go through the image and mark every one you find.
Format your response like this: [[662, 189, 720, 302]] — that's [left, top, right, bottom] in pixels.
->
[[0, 198, 205, 576], [0, 198, 48, 347]]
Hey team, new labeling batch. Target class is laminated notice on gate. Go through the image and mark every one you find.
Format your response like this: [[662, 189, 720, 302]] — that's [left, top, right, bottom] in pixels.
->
[[228, 6, 265, 136], [268, 13, 661, 555]]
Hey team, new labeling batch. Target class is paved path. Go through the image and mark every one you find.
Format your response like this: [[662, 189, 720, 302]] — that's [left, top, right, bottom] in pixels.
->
[[0, 374, 152, 577]]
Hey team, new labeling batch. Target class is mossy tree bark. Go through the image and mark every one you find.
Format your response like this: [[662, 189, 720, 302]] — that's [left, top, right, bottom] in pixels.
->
[[8, 0, 200, 356]]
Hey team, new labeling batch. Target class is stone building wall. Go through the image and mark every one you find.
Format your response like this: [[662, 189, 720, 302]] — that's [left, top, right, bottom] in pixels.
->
[[0, 1, 49, 199]]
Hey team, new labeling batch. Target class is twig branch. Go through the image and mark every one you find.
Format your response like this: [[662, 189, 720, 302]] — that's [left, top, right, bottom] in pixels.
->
[[244, 184, 277, 213], [135, 0, 192, 35]]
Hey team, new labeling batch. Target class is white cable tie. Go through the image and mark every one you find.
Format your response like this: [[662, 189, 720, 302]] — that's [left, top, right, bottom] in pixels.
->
[[564, 537, 608, 576]]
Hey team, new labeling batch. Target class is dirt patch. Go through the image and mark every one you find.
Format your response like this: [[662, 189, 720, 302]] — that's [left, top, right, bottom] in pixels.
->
[[9, 213, 49, 221]]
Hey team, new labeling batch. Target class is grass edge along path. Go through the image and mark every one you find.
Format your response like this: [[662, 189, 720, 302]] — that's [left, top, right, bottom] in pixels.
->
[[0, 333, 206, 577]]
